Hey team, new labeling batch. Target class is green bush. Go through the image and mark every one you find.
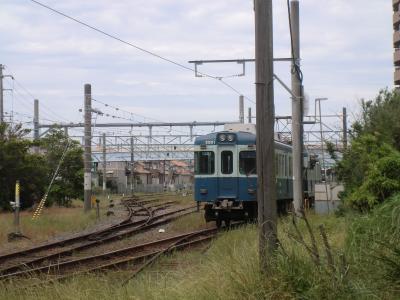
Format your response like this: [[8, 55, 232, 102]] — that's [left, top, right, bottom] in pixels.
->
[[346, 194, 400, 290], [333, 90, 400, 210], [345, 150, 400, 210], [337, 134, 400, 210], [356, 89, 400, 150]]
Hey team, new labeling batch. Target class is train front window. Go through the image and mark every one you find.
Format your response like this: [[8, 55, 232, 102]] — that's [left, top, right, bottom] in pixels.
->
[[194, 151, 215, 175], [239, 151, 256, 175], [221, 151, 233, 174]]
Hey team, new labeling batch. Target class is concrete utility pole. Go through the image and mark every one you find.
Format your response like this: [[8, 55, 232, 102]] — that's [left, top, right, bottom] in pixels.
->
[[239, 95, 244, 123], [248, 107, 252, 123], [342, 107, 347, 150], [0, 64, 3, 124], [33, 99, 39, 154], [255, 0, 277, 270], [290, 0, 303, 213], [316, 98, 328, 182], [189, 125, 194, 141], [84, 84, 92, 212], [130, 136, 134, 195], [102, 133, 107, 198], [163, 159, 166, 188]]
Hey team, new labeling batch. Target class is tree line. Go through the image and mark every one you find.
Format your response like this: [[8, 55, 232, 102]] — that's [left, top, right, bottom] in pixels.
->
[[330, 89, 400, 210], [0, 123, 83, 210]]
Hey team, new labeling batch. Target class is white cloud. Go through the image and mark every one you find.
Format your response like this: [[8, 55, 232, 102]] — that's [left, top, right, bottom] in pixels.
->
[[0, 0, 393, 129]]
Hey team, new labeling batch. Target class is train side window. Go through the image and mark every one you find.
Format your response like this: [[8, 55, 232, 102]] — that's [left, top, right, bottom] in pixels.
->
[[194, 151, 215, 175], [239, 151, 256, 175], [278, 153, 283, 177], [276, 154, 279, 176], [285, 154, 288, 177], [282, 154, 286, 177], [221, 151, 233, 174], [289, 155, 293, 177]]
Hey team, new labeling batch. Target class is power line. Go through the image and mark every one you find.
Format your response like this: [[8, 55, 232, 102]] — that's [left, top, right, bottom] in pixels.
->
[[4, 68, 76, 123], [92, 98, 150, 122], [218, 80, 255, 104], [12, 88, 70, 123], [28, 0, 255, 104], [5, 110, 68, 124], [91, 97, 211, 135]]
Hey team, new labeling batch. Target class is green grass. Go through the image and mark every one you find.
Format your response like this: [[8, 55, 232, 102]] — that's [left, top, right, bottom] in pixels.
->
[[0, 216, 351, 299], [0, 192, 189, 252], [0, 200, 99, 251], [1, 195, 399, 299]]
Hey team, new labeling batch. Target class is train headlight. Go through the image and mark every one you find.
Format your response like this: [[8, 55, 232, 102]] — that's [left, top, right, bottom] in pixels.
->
[[248, 188, 256, 194], [227, 134, 235, 142], [219, 134, 227, 142], [200, 189, 208, 195]]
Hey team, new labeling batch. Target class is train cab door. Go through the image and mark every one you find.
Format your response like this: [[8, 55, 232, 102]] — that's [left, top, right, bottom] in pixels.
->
[[217, 146, 238, 199]]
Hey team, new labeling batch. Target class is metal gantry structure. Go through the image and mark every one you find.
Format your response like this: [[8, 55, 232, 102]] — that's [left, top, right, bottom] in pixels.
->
[[31, 84, 237, 209], [274, 108, 348, 168], [31, 95, 348, 166], [25, 85, 349, 218]]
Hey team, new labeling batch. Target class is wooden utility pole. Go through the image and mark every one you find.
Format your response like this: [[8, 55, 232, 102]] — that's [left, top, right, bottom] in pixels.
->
[[254, 0, 278, 270], [290, 0, 303, 213], [83, 84, 92, 212]]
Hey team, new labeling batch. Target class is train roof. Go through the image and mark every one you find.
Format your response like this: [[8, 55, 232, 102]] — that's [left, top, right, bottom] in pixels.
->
[[194, 131, 292, 151]]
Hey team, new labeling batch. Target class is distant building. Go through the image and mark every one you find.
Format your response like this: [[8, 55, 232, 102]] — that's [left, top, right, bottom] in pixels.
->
[[394, 0, 400, 85], [96, 159, 193, 193]]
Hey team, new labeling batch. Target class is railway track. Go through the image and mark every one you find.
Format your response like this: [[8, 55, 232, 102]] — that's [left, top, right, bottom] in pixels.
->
[[0, 196, 196, 275], [0, 227, 218, 281]]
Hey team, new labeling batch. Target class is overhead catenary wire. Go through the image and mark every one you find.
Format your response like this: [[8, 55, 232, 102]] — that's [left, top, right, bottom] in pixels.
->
[[11, 89, 62, 123], [91, 98, 148, 123], [3, 72, 81, 126], [91, 97, 211, 135], [4, 68, 74, 123], [28, 0, 255, 104]]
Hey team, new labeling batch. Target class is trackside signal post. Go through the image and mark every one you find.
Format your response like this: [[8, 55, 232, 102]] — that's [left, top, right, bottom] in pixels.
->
[[255, 0, 278, 270], [14, 180, 21, 234], [8, 180, 25, 241]]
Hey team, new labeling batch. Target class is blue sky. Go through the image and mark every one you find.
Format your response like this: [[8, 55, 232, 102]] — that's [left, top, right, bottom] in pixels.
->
[[0, 0, 393, 136]]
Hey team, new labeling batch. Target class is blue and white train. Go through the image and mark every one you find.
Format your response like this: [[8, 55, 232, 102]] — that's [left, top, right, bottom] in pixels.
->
[[194, 126, 321, 227]]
